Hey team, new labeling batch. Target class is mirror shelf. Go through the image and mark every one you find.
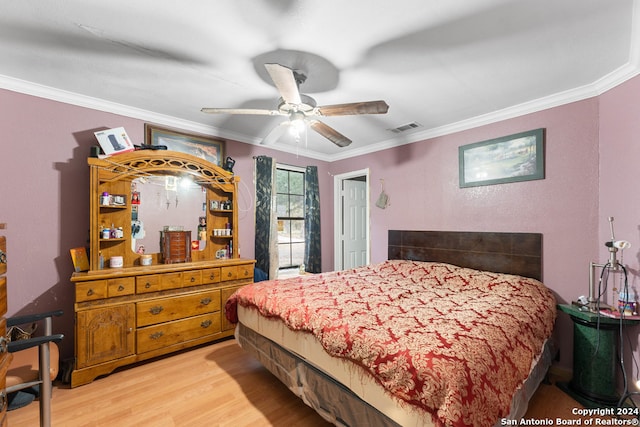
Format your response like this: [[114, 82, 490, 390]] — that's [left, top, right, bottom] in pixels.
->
[[87, 150, 240, 271]]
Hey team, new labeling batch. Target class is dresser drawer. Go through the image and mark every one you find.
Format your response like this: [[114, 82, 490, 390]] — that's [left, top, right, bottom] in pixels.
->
[[220, 266, 237, 281], [107, 277, 135, 297], [137, 312, 221, 354], [221, 264, 254, 282], [136, 274, 160, 293], [182, 270, 203, 287], [202, 268, 220, 284], [236, 264, 253, 280], [136, 272, 183, 294], [76, 280, 108, 302], [136, 290, 220, 327]]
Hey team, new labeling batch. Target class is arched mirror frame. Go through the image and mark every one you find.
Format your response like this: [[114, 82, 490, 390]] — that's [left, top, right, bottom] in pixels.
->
[[88, 150, 239, 271]]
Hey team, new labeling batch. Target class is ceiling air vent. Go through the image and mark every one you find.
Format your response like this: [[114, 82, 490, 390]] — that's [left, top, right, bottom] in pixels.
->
[[387, 122, 422, 134]]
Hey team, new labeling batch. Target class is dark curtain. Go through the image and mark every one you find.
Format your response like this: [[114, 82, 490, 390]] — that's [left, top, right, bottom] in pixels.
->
[[254, 156, 276, 279], [304, 166, 321, 273]]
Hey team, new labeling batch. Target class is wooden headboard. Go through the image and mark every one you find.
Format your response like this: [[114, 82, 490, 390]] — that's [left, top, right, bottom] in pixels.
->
[[388, 230, 543, 281]]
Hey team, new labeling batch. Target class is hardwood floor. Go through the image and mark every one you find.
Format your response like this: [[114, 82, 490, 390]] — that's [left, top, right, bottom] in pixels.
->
[[7, 338, 585, 426]]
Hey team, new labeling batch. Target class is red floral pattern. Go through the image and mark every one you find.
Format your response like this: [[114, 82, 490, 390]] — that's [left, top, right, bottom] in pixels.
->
[[227, 260, 556, 427]]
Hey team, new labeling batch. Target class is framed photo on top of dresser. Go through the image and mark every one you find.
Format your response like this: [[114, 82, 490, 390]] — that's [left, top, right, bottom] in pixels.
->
[[94, 127, 136, 157], [145, 123, 225, 167], [458, 128, 545, 188]]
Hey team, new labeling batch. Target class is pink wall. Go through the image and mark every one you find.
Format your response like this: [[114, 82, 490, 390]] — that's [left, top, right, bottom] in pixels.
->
[[0, 88, 330, 362], [330, 98, 602, 371], [0, 74, 638, 373], [599, 76, 640, 382]]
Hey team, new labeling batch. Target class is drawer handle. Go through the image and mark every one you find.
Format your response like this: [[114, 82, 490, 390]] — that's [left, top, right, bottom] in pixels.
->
[[149, 306, 164, 315], [0, 336, 7, 355], [200, 297, 212, 305], [118, 285, 125, 291], [227, 271, 232, 277], [145, 282, 151, 289], [150, 331, 164, 340], [209, 274, 216, 280], [87, 289, 94, 296], [201, 320, 212, 328], [190, 277, 196, 282]]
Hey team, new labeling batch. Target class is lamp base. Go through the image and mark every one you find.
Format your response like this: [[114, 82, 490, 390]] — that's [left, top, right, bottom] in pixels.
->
[[572, 300, 613, 313]]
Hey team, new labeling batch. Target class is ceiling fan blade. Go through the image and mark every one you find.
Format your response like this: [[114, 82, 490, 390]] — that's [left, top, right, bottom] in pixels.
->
[[264, 63, 302, 105], [201, 107, 282, 116], [309, 120, 352, 147], [261, 121, 290, 145], [317, 100, 389, 116]]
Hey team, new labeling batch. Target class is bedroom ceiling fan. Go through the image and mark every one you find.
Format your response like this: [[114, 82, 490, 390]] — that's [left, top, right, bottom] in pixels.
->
[[201, 63, 389, 147]]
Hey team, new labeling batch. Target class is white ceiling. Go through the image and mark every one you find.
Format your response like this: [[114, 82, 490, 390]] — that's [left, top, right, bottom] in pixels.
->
[[1, 0, 638, 161]]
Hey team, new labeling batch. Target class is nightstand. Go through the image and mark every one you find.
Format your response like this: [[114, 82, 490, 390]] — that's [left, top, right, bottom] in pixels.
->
[[557, 303, 640, 407]]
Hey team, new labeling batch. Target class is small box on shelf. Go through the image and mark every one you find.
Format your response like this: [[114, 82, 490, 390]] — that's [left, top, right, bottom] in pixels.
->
[[209, 199, 232, 211], [99, 193, 127, 207]]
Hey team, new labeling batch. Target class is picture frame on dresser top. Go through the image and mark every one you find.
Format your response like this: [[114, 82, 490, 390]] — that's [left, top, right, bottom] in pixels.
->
[[459, 128, 545, 188], [145, 123, 225, 167]]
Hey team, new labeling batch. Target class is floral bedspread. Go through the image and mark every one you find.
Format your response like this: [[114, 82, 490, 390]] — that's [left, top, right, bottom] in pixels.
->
[[225, 260, 556, 427]]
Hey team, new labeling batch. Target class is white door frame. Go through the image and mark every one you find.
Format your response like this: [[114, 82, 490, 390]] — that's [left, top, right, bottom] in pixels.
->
[[333, 169, 370, 270]]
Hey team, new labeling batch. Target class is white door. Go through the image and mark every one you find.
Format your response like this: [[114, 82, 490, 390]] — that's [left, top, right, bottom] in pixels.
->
[[342, 178, 368, 269]]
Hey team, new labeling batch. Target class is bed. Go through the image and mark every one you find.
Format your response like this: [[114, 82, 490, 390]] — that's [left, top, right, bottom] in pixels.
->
[[225, 231, 556, 427]]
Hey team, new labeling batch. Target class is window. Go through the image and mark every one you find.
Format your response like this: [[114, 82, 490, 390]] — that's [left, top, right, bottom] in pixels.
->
[[276, 166, 305, 269]]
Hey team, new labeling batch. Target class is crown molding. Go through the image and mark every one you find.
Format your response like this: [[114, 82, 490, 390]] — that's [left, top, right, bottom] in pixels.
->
[[2, 51, 639, 163]]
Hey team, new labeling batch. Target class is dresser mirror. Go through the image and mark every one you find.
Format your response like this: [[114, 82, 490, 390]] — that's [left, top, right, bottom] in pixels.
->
[[130, 175, 207, 254], [88, 151, 238, 269]]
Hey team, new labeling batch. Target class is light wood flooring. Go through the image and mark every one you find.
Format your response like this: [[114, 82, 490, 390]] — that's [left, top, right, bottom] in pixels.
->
[[8, 338, 588, 427]]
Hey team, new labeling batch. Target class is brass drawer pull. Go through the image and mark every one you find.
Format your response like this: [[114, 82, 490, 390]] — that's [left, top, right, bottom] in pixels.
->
[[227, 271, 232, 277], [118, 285, 125, 291], [190, 276, 196, 282], [149, 306, 164, 315], [201, 320, 212, 328], [209, 274, 216, 280], [145, 282, 151, 289], [150, 331, 164, 340], [87, 289, 94, 296], [200, 297, 211, 305]]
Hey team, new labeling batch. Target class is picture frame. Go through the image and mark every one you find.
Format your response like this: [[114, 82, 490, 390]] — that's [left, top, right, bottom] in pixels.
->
[[94, 127, 135, 156], [459, 128, 545, 188], [144, 123, 225, 166]]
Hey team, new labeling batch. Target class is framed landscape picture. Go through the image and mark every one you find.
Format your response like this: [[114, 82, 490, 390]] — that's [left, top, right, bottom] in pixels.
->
[[145, 123, 225, 166], [459, 128, 545, 188]]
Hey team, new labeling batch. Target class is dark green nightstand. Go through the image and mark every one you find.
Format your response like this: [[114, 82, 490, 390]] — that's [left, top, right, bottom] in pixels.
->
[[558, 303, 640, 407]]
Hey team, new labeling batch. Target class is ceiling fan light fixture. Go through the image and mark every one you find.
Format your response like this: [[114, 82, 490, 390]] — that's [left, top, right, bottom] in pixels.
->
[[202, 62, 389, 148], [289, 111, 306, 135]]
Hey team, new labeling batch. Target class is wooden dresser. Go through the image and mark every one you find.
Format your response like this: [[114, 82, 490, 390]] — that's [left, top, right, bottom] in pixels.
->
[[71, 258, 253, 387], [0, 224, 10, 425], [71, 151, 255, 387]]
